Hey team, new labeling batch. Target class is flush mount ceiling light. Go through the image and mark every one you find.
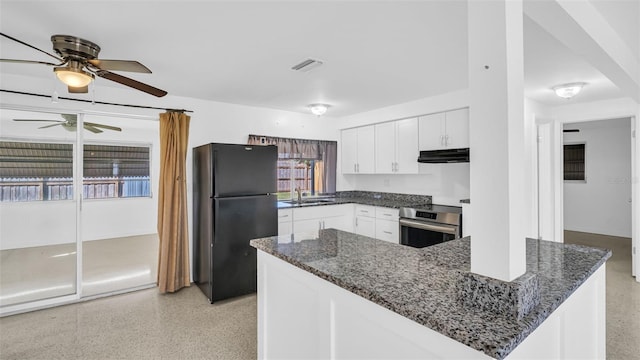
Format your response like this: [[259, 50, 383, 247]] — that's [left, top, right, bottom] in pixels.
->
[[308, 103, 330, 116], [54, 60, 94, 88], [552, 82, 587, 99]]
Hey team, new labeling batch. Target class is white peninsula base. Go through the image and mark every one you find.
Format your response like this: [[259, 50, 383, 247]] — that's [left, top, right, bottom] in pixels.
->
[[257, 251, 606, 359]]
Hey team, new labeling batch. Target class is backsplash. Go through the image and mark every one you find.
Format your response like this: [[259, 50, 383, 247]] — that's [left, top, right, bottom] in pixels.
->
[[336, 191, 432, 204]]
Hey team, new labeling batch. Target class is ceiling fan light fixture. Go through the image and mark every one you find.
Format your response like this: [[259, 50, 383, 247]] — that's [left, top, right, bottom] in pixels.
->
[[552, 82, 586, 99], [308, 103, 330, 116], [54, 65, 94, 88]]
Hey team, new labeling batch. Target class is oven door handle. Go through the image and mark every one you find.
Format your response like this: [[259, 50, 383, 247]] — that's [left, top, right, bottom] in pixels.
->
[[399, 218, 458, 235]]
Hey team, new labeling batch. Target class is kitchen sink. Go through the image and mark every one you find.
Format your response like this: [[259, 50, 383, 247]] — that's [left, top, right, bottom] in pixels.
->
[[283, 198, 337, 206]]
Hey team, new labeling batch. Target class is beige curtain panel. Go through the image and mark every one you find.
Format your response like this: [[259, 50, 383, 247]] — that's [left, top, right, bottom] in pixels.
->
[[157, 111, 191, 293]]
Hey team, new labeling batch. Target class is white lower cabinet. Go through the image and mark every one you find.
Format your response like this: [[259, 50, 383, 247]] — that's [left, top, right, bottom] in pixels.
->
[[278, 209, 293, 236], [461, 203, 470, 237], [282, 203, 399, 243], [355, 215, 376, 238], [375, 207, 399, 243], [355, 205, 376, 237], [355, 205, 399, 243], [292, 204, 354, 236]]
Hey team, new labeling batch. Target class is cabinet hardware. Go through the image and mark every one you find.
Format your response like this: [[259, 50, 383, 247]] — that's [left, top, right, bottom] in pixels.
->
[[383, 231, 392, 235], [280, 214, 289, 218], [354, 164, 357, 172]]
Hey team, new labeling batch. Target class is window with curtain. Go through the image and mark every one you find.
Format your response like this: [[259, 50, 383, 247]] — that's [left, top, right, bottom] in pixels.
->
[[248, 135, 337, 200]]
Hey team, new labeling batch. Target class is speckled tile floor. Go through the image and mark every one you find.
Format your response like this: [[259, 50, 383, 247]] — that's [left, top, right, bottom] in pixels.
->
[[565, 230, 640, 360], [0, 286, 257, 360], [0, 231, 637, 359]]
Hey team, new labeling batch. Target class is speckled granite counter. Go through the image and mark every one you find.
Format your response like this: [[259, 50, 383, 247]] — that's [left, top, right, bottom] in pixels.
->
[[277, 191, 432, 209], [250, 230, 611, 359]]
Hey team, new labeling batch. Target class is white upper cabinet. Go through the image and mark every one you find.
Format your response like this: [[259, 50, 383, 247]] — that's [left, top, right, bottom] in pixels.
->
[[395, 118, 419, 173], [375, 118, 419, 174], [341, 125, 375, 174], [419, 108, 469, 150], [374, 122, 395, 173], [443, 108, 469, 149]]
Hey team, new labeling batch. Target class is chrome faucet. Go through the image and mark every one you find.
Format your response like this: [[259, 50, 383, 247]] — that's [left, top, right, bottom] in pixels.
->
[[295, 187, 302, 203]]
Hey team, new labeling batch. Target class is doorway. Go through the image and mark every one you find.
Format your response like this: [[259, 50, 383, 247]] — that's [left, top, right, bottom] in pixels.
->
[[0, 106, 160, 314], [562, 118, 632, 239]]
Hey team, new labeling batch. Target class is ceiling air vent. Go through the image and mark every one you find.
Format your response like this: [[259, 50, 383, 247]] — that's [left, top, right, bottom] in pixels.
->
[[291, 58, 323, 72]]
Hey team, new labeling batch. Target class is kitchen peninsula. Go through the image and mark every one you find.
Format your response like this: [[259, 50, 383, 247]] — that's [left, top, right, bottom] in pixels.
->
[[250, 229, 610, 359]]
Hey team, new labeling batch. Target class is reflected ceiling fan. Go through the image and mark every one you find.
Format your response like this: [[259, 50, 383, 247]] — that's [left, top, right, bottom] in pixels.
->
[[13, 114, 122, 133], [0, 32, 167, 97]]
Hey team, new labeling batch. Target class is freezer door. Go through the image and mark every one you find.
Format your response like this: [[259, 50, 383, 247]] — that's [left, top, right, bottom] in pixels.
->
[[212, 194, 277, 302], [212, 144, 277, 197]]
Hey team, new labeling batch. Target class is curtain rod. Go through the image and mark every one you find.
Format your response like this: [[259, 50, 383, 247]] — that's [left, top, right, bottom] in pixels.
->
[[0, 89, 193, 113]]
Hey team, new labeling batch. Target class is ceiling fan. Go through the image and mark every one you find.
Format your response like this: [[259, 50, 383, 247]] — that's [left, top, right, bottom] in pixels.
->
[[13, 114, 122, 134], [0, 32, 167, 97]]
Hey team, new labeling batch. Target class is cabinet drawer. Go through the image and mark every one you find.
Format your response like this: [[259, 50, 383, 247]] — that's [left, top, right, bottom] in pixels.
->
[[375, 219, 399, 244], [278, 209, 292, 220], [375, 207, 398, 220], [355, 205, 376, 218]]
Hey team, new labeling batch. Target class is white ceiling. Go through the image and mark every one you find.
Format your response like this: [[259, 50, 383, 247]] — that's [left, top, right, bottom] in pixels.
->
[[0, 1, 632, 117]]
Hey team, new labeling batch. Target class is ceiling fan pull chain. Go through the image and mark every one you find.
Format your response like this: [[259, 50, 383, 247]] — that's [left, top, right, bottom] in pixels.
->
[[51, 72, 59, 103], [91, 79, 95, 105]]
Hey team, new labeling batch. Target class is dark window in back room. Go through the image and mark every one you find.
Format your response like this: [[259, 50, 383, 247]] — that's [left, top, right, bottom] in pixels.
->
[[564, 143, 586, 181]]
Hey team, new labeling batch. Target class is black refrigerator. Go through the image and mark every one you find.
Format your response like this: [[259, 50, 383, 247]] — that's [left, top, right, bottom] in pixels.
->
[[192, 143, 278, 303]]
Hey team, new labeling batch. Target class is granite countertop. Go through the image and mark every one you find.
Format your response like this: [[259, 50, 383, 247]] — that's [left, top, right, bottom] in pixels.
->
[[277, 191, 433, 209], [250, 230, 611, 359]]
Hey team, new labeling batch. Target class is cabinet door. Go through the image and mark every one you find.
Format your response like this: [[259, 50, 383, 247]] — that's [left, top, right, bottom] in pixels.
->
[[357, 126, 376, 173], [395, 118, 419, 174], [444, 108, 469, 149], [323, 215, 353, 233], [461, 203, 471, 238], [355, 216, 376, 238], [278, 221, 292, 236], [375, 219, 399, 244], [418, 112, 445, 150], [341, 128, 358, 174], [294, 218, 322, 237], [374, 122, 396, 174]]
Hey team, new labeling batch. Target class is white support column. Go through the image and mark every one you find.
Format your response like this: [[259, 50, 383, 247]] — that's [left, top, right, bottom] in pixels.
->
[[468, 0, 526, 281]]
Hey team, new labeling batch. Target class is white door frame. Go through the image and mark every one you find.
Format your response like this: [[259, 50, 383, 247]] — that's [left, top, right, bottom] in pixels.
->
[[547, 114, 638, 282]]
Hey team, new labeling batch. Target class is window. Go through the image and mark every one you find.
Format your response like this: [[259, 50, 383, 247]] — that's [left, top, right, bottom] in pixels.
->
[[83, 144, 151, 199], [248, 135, 336, 200], [564, 143, 586, 181], [0, 141, 151, 202]]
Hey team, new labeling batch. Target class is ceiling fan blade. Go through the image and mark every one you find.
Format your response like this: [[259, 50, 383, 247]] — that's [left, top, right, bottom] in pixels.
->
[[83, 125, 103, 134], [68, 85, 89, 93], [95, 70, 167, 97], [84, 121, 122, 132], [0, 58, 60, 66], [13, 119, 64, 123], [0, 32, 62, 62], [38, 123, 64, 129], [88, 59, 151, 73]]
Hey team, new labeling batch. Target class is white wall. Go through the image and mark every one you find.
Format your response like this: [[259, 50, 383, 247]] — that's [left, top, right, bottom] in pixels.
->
[[335, 89, 471, 205], [563, 118, 632, 238]]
